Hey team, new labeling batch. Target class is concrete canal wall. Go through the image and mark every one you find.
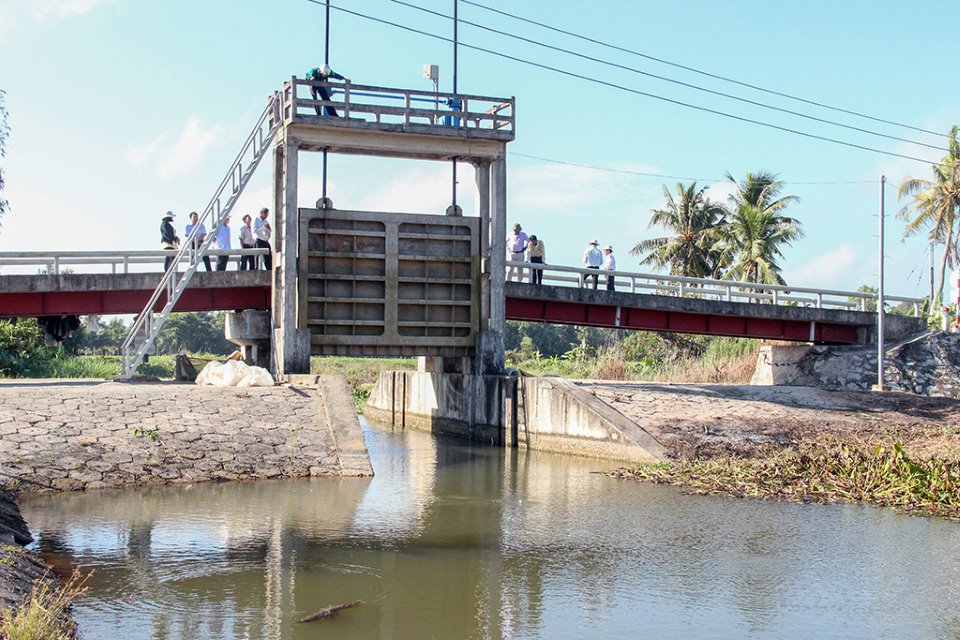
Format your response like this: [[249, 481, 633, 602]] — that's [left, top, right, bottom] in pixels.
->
[[365, 371, 667, 463], [0, 377, 372, 494]]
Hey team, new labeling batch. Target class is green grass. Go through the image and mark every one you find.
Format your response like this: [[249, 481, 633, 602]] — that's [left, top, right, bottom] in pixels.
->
[[311, 356, 417, 413], [0, 564, 85, 640], [615, 440, 960, 519]]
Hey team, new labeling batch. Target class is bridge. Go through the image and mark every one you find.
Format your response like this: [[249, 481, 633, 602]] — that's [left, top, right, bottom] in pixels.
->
[[0, 250, 925, 346]]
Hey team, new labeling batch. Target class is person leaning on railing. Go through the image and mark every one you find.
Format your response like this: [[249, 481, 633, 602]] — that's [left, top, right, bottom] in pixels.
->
[[527, 235, 545, 285], [306, 64, 349, 117]]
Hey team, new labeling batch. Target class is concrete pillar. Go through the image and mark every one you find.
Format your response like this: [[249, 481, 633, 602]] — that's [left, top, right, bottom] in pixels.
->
[[274, 137, 311, 378], [487, 155, 507, 373]]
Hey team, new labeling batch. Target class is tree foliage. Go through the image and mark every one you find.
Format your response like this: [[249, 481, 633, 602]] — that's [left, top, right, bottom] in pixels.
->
[[717, 171, 803, 285], [897, 125, 960, 304], [0, 319, 51, 376], [629, 182, 727, 279], [155, 312, 234, 355]]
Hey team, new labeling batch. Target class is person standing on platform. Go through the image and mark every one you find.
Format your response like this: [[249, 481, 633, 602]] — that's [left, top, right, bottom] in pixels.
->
[[306, 65, 348, 117], [160, 211, 179, 272], [184, 211, 212, 272], [213, 215, 232, 271], [253, 207, 272, 271], [506, 223, 529, 282], [527, 235, 545, 285], [582, 239, 602, 288], [603, 244, 617, 291], [239, 214, 256, 271]]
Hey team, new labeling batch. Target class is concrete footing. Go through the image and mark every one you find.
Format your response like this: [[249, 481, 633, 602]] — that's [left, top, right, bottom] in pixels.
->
[[364, 371, 666, 463]]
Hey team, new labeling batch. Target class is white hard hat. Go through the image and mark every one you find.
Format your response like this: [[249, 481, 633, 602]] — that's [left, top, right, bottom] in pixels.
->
[[321, 64, 332, 76]]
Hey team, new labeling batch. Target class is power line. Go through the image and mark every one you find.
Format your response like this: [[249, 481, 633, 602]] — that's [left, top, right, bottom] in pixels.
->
[[461, 0, 950, 141], [389, 0, 945, 153], [320, 1, 938, 165], [509, 152, 875, 185]]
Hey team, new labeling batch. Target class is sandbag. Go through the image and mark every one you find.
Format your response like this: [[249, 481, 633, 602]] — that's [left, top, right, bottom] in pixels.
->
[[196, 360, 273, 387]]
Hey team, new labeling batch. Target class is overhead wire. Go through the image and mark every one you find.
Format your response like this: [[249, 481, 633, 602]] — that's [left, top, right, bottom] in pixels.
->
[[317, 1, 939, 166], [461, 0, 950, 141], [388, 0, 945, 154]]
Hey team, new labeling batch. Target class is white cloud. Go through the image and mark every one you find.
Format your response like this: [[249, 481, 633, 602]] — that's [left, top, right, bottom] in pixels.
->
[[783, 243, 863, 289], [126, 116, 224, 180], [0, 0, 113, 36]]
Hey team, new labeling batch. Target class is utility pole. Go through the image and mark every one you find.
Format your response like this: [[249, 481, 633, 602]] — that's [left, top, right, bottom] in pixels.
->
[[877, 176, 886, 390], [930, 240, 936, 305]]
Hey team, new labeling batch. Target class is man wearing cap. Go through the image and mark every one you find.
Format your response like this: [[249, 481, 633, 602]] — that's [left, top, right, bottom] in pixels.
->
[[506, 223, 529, 283], [582, 239, 602, 289], [253, 207, 272, 271], [603, 245, 617, 291], [306, 65, 348, 117], [527, 235, 545, 285], [160, 212, 179, 272], [212, 215, 232, 271]]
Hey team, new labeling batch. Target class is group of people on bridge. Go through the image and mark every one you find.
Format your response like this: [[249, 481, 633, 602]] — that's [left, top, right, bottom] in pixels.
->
[[506, 223, 617, 291], [160, 209, 273, 273]]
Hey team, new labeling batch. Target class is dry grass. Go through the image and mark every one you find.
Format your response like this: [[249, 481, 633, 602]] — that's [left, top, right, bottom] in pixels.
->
[[658, 350, 759, 384], [0, 569, 87, 640]]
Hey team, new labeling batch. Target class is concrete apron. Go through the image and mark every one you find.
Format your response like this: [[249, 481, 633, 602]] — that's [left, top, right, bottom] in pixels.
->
[[365, 371, 667, 464]]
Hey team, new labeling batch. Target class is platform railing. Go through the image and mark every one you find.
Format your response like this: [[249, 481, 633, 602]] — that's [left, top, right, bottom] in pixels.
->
[[507, 261, 925, 315], [0, 249, 269, 275], [284, 77, 515, 133]]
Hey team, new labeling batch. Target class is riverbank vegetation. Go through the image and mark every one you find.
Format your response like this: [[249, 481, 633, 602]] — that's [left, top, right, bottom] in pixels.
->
[[0, 563, 85, 640], [615, 435, 960, 520]]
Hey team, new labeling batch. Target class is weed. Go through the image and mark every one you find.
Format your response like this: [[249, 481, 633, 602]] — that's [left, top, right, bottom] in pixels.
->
[[132, 427, 159, 442]]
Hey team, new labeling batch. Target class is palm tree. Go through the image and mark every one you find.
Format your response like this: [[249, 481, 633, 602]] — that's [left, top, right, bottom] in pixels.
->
[[718, 171, 803, 284], [630, 182, 727, 279], [897, 125, 960, 305]]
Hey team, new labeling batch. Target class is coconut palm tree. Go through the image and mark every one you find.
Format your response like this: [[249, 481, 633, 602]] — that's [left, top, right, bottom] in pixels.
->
[[897, 125, 960, 305], [718, 171, 803, 284], [630, 182, 727, 279]]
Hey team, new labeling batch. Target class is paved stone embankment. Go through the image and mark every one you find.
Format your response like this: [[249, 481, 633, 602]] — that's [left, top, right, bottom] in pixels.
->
[[0, 378, 372, 493], [580, 381, 960, 459]]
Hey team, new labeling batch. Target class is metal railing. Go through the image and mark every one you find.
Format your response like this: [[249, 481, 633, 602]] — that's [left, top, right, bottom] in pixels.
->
[[119, 93, 282, 378], [0, 249, 269, 275], [507, 261, 925, 314], [284, 77, 515, 133]]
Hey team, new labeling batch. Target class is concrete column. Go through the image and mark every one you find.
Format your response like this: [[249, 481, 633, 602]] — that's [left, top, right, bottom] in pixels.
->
[[487, 155, 507, 373], [274, 137, 311, 378]]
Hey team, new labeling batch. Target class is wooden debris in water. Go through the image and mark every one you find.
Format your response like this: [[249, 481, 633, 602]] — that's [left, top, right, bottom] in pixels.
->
[[298, 600, 363, 624]]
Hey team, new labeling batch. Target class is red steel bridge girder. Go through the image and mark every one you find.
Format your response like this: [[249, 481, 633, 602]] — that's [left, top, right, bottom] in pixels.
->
[[505, 297, 860, 345], [0, 287, 270, 318]]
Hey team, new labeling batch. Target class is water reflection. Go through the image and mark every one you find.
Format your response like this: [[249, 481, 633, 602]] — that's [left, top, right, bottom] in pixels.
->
[[20, 420, 960, 640]]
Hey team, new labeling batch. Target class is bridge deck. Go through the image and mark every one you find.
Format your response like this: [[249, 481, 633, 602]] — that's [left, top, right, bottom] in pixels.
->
[[0, 272, 271, 317]]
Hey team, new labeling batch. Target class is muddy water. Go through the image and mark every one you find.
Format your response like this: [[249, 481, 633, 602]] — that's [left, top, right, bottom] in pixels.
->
[[20, 419, 960, 639]]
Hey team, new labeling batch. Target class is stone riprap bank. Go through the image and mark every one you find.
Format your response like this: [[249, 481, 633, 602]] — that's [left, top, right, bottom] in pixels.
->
[[0, 378, 372, 493]]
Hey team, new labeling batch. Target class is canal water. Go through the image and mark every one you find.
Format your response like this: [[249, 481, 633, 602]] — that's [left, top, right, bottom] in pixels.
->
[[20, 419, 960, 640]]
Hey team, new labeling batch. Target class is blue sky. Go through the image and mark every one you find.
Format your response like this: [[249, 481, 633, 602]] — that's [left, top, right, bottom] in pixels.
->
[[2, 0, 958, 298]]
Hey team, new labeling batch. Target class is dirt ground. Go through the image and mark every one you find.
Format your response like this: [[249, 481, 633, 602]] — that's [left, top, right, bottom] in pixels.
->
[[578, 382, 960, 460]]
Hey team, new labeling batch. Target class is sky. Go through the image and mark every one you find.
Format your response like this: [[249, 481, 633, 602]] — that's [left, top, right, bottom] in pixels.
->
[[2, 0, 959, 300]]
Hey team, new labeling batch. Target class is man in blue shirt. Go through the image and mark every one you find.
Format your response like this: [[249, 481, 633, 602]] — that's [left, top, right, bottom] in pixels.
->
[[213, 215, 232, 271]]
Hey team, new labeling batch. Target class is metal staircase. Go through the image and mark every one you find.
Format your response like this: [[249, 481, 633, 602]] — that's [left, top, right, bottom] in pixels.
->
[[120, 94, 282, 378]]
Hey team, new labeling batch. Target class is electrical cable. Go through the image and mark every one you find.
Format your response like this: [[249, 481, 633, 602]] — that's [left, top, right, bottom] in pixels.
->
[[508, 151, 876, 185], [389, 0, 945, 153], [315, 1, 939, 165], [461, 0, 950, 141]]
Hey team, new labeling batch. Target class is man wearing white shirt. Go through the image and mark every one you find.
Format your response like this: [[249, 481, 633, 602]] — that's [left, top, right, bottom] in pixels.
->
[[603, 244, 616, 291], [213, 216, 232, 271], [184, 211, 211, 272], [505, 223, 529, 282], [253, 207, 273, 271], [582, 239, 602, 289]]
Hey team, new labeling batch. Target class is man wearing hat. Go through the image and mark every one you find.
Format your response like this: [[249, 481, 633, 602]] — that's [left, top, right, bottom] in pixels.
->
[[582, 239, 602, 289], [506, 223, 529, 283], [160, 211, 179, 272], [527, 235, 545, 285], [603, 244, 616, 291]]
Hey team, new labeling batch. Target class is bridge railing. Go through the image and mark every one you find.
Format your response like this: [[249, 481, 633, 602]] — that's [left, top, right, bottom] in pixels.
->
[[509, 262, 924, 314], [284, 77, 515, 133], [0, 250, 269, 275]]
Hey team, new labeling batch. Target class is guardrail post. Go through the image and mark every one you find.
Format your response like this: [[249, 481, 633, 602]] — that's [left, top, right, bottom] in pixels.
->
[[678, 281, 684, 297], [816, 293, 823, 308], [404, 92, 410, 126], [630, 277, 636, 294], [773, 290, 779, 305], [725, 285, 731, 302], [343, 81, 351, 119]]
